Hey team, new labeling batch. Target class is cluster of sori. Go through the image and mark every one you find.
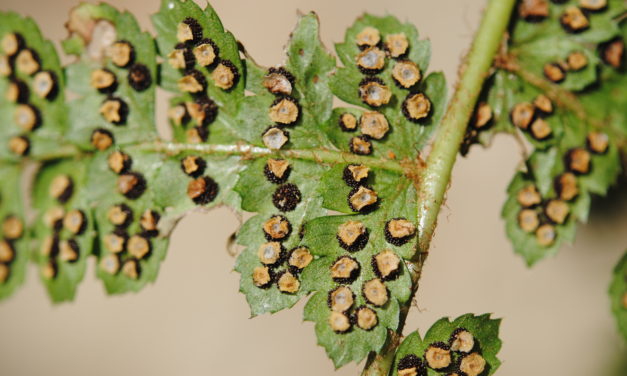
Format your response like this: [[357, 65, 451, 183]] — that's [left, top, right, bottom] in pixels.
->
[[464, 1, 625, 152], [180, 155, 219, 205], [98, 151, 161, 279], [325, 167, 416, 333], [37, 174, 87, 280], [327, 217, 415, 333], [89, 39, 152, 151], [0, 211, 24, 284], [520, 0, 610, 28], [515, 131, 608, 246], [464, 65, 616, 249], [396, 328, 486, 376], [166, 17, 238, 143], [1, 32, 57, 156], [518, 0, 624, 79], [343, 164, 378, 213], [342, 25, 429, 156], [250, 158, 311, 293], [463, 93, 558, 151], [260, 67, 300, 150]]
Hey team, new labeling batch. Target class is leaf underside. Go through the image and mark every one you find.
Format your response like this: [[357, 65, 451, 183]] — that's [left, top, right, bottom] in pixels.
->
[[0, 1, 451, 368], [393, 314, 502, 376], [6, 0, 626, 370], [464, 1, 627, 266]]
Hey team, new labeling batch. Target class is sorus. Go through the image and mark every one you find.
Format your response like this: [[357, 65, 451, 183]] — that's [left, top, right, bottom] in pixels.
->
[[349, 135, 372, 155], [211, 59, 239, 90], [59, 239, 80, 263], [33, 71, 58, 100], [263, 67, 294, 96], [362, 278, 388, 307], [356, 46, 386, 75], [330, 255, 361, 283], [180, 155, 207, 177], [177, 17, 203, 44], [117, 172, 146, 199], [107, 151, 132, 174], [276, 270, 300, 293], [139, 209, 160, 236], [384, 218, 416, 246], [384, 33, 409, 59], [63, 209, 87, 235], [49, 174, 73, 203], [392, 60, 421, 88], [328, 285, 354, 313], [338, 112, 358, 132], [187, 176, 219, 204], [262, 126, 289, 150], [359, 77, 391, 107], [263, 158, 291, 184], [354, 306, 378, 330], [15, 48, 40, 76], [108, 40, 135, 68], [168, 43, 194, 70], [424, 342, 452, 370], [100, 254, 120, 274], [268, 96, 300, 125], [336, 220, 368, 252], [518, 209, 540, 233], [359, 111, 389, 140], [518, 0, 549, 21], [449, 328, 475, 353], [272, 183, 301, 212], [99, 97, 128, 125], [348, 185, 378, 213], [128, 63, 152, 92], [90, 68, 117, 93], [372, 249, 401, 281], [187, 96, 218, 126], [560, 6, 590, 33], [91, 128, 114, 151], [193, 38, 219, 67], [342, 164, 370, 187], [402, 92, 431, 122]]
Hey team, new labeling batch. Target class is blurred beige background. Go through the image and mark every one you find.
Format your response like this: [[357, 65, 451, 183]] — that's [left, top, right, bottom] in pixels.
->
[[0, 0, 626, 375]]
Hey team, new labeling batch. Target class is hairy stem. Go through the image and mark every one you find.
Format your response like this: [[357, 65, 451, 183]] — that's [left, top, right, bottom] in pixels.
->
[[36, 140, 405, 173], [136, 141, 405, 172], [361, 0, 517, 375]]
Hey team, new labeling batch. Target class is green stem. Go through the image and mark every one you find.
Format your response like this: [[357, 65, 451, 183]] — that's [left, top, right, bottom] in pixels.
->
[[33, 140, 404, 173], [361, 0, 517, 375], [135, 141, 405, 172], [416, 0, 516, 252]]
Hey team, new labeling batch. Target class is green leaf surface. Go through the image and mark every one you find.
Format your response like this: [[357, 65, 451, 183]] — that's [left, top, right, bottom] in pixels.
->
[[330, 14, 446, 157], [0, 11, 67, 161], [234, 158, 327, 315], [85, 151, 169, 294], [63, 3, 157, 149], [393, 314, 502, 376], [237, 12, 337, 149], [152, 0, 245, 144], [229, 12, 441, 367], [32, 158, 95, 302], [152, 153, 242, 217], [299, 166, 417, 367], [0, 165, 29, 300], [609, 251, 627, 341], [509, 0, 625, 91], [468, 2, 626, 266]]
